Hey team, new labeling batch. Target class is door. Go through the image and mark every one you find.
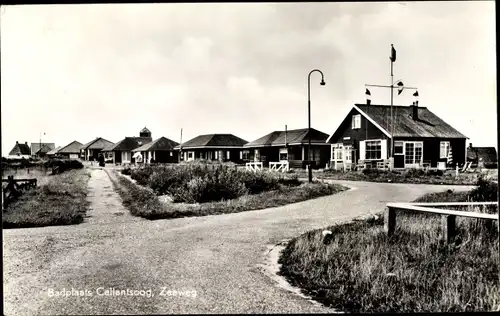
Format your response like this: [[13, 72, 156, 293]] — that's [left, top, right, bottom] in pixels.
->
[[404, 141, 423, 168], [394, 141, 404, 168]]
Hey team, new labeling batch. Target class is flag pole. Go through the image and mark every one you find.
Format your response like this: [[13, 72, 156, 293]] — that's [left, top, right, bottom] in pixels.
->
[[390, 45, 394, 159]]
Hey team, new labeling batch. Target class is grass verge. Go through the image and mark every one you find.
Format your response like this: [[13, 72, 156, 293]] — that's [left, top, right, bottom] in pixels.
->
[[107, 169, 347, 220], [292, 168, 498, 185], [278, 183, 499, 313], [3, 169, 91, 228]]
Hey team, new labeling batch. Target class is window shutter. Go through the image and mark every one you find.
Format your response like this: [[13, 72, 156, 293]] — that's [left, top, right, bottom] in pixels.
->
[[351, 116, 355, 129], [240, 151, 243, 159], [359, 141, 366, 160], [381, 139, 387, 159], [227, 151, 230, 159]]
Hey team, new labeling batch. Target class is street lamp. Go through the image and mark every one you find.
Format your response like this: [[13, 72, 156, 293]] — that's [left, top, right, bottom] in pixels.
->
[[307, 69, 326, 183]]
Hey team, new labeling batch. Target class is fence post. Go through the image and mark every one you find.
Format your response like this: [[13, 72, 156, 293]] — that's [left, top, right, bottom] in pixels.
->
[[384, 206, 396, 237], [441, 215, 456, 244]]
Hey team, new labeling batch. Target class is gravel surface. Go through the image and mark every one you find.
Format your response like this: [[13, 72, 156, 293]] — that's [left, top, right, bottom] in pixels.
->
[[3, 168, 474, 315]]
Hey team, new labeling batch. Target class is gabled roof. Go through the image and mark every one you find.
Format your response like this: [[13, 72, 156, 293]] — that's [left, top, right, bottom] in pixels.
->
[[132, 137, 179, 152], [107, 137, 153, 151], [80, 137, 114, 150], [327, 104, 467, 143], [31, 142, 55, 155], [47, 146, 62, 155], [174, 134, 248, 149], [9, 142, 31, 156], [244, 128, 330, 148], [467, 146, 498, 163], [58, 141, 83, 154]]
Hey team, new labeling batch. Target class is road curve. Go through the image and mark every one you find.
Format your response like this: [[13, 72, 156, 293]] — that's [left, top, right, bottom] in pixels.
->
[[3, 169, 474, 315]]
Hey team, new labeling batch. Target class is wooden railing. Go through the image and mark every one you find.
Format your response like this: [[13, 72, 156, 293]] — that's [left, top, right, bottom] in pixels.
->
[[246, 162, 263, 172], [385, 202, 498, 243], [269, 161, 289, 173], [2, 176, 38, 210]]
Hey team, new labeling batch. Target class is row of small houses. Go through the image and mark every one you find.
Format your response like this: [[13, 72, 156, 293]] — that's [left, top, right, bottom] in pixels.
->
[[8, 103, 498, 170]]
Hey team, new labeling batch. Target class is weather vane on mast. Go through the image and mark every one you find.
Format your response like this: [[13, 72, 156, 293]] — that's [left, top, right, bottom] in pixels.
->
[[364, 44, 419, 159]]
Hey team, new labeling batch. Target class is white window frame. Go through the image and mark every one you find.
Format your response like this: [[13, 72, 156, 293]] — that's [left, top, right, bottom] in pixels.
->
[[405, 141, 424, 167], [394, 141, 404, 155], [351, 114, 361, 129], [365, 140, 382, 160], [440, 141, 450, 158]]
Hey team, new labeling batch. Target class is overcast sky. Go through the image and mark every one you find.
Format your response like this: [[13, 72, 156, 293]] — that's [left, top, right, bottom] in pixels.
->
[[1, 2, 496, 156]]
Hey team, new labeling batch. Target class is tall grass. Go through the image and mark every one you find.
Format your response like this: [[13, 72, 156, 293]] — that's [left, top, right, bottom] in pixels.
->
[[298, 167, 495, 185], [278, 179, 499, 313], [109, 169, 347, 220], [121, 162, 301, 203], [3, 169, 91, 228]]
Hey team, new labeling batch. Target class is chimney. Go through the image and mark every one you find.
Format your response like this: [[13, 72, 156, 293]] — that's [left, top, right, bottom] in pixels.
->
[[16, 141, 19, 144], [410, 102, 418, 120], [367, 99, 371, 105], [25, 141, 28, 145]]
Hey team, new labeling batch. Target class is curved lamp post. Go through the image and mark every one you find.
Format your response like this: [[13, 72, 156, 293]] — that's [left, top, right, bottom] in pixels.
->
[[307, 69, 326, 183]]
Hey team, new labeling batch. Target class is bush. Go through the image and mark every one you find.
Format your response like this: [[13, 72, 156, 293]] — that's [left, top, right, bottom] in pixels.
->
[[405, 168, 425, 178], [425, 169, 444, 177], [121, 167, 132, 176], [126, 163, 302, 203], [130, 165, 154, 186], [362, 168, 381, 177], [44, 159, 83, 175], [468, 177, 498, 202]]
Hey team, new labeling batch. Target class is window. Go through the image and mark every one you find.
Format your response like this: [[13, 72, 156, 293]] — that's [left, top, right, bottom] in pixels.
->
[[170, 152, 173, 157], [405, 142, 423, 165], [188, 152, 193, 159], [227, 151, 230, 159], [394, 141, 404, 155], [352, 114, 361, 129], [365, 140, 382, 160], [345, 146, 352, 162], [440, 141, 450, 158], [242, 151, 249, 160]]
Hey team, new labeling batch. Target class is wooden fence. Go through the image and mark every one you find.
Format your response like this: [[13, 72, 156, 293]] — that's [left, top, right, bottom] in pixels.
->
[[385, 201, 498, 243], [2, 176, 37, 210]]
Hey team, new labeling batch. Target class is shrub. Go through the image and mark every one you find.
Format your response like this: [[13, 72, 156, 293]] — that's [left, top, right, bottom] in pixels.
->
[[121, 167, 132, 176], [44, 159, 83, 175], [468, 177, 498, 202], [362, 168, 381, 177], [130, 165, 154, 186], [405, 168, 425, 178]]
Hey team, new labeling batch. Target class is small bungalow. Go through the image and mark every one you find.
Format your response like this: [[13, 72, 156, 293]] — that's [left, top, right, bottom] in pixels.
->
[[174, 134, 248, 163], [80, 137, 115, 161], [467, 144, 498, 169], [31, 142, 56, 158], [8, 141, 31, 159], [326, 102, 468, 170], [244, 127, 331, 169], [57, 141, 83, 159], [103, 127, 153, 164], [132, 136, 179, 164], [46, 146, 62, 158]]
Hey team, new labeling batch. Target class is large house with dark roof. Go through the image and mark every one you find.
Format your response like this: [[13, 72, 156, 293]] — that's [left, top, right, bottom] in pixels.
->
[[80, 137, 114, 161], [103, 127, 153, 164], [8, 141, 31, 159], [132, 136, 179, 164], [467, 144, 497, 169], [244, 127, 331, 169], [174, 134, 248, 163], [56, 140, 83, 159], [326, 102, 468, 170], [31, 142, 56, 158]]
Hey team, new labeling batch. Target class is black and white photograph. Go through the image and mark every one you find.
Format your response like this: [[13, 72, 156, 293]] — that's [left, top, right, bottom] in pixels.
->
[[1, 1, 498, 314]]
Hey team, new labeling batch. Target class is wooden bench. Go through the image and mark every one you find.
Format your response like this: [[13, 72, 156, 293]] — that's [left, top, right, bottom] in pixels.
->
[[385, 202, 498, 243]]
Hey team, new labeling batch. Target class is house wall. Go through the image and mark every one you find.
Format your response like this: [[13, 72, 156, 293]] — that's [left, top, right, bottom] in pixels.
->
[[246, 145, 329, 169], [393, 137, 466, 168], [328, 108, 390, 162]]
